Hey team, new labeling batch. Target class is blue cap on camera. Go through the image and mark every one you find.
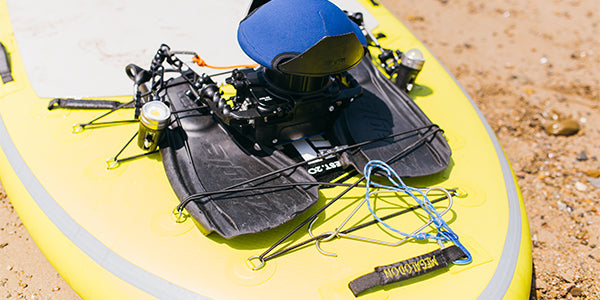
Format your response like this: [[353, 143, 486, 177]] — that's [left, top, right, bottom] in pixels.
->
[[237, 0, 367, 76]]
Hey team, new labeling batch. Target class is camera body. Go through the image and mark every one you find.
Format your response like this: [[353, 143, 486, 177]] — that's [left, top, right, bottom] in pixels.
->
[[200, 67, 362, 146]]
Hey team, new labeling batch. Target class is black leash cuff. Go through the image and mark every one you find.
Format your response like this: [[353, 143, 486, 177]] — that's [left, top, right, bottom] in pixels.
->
[[348, 245, 466, 297]]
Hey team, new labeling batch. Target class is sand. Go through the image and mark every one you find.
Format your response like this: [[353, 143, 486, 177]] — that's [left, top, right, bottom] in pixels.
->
[[1, 0, 599, 299], [379, 0, 599, 298]]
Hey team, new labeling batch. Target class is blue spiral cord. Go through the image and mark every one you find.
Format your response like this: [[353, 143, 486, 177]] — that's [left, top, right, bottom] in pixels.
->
[[363, 160, 472, 264]]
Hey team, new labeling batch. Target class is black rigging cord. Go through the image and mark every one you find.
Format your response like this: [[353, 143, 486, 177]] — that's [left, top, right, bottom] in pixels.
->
[[254, 126, 442, 264], [260, 189, 455, 262], [181, 181, 369, 204], [72, 99, 137, 132], [175, 124, 441, 213], [64, 48, 447, 263]]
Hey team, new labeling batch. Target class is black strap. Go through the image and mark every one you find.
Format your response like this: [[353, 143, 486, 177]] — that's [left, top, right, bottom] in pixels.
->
[[348, 245, 466, 297], [48, 98, 133, 110], [0, 42, 13, 84]]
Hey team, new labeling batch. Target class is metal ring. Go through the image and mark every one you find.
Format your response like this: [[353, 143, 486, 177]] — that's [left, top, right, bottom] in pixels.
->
[[172, 207, 188, 223], [452, 187, 468, 198], [105, 158, 120, 170], [72, 123, 84, 133], [247, 255, 265, 271]]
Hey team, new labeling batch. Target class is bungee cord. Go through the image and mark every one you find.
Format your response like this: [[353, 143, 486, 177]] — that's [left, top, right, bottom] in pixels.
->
[[56, 45, 469, 269]]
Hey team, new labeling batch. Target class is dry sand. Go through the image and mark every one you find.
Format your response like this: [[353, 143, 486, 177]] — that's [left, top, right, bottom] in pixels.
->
[[380, 0, 599, 298], [1, 0, 599, 299]]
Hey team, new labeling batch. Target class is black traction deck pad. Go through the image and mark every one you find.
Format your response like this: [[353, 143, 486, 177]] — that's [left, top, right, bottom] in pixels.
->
[[329, 56, 451, 177], [161, 55, 451, 238], [161, 77, 319, 239]]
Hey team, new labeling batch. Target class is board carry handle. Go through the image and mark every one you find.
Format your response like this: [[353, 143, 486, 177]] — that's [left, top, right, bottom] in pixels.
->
[[0, 41, 13, 84], [48, 98, 133, 110]]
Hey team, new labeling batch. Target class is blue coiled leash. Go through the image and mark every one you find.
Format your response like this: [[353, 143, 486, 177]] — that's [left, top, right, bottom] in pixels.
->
[[363, 160, 472, 265], [347, 160, 473, 296]]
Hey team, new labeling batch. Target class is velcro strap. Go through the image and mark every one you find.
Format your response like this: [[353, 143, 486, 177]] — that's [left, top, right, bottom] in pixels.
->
[[47, 98, 132, 110], [348, 245, 465, 297], [0, 42, 13, 84]]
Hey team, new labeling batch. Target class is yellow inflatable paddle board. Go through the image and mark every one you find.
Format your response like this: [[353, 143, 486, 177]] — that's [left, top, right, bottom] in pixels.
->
[[0, 0, 533, 298]]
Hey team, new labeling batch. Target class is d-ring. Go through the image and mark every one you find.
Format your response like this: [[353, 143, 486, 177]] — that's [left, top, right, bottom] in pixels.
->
[[72, 123, 84, 133], [453, 187, 468, 198], [105, 158, 120, 170], [247, 255, 265, 271]]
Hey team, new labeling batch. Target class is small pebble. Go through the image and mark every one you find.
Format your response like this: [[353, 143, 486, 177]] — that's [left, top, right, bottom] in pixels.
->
[[557, 201, 567, 210], [52, 286, 61, 292], [576, 151, 588, 161], [569, 286, 584, 297], [575, 182, 587, 191], [575, 230, 587, 240], [583, 169, 600, 177], [544, 119, 580, 136], [588, 177, 600, 188]]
